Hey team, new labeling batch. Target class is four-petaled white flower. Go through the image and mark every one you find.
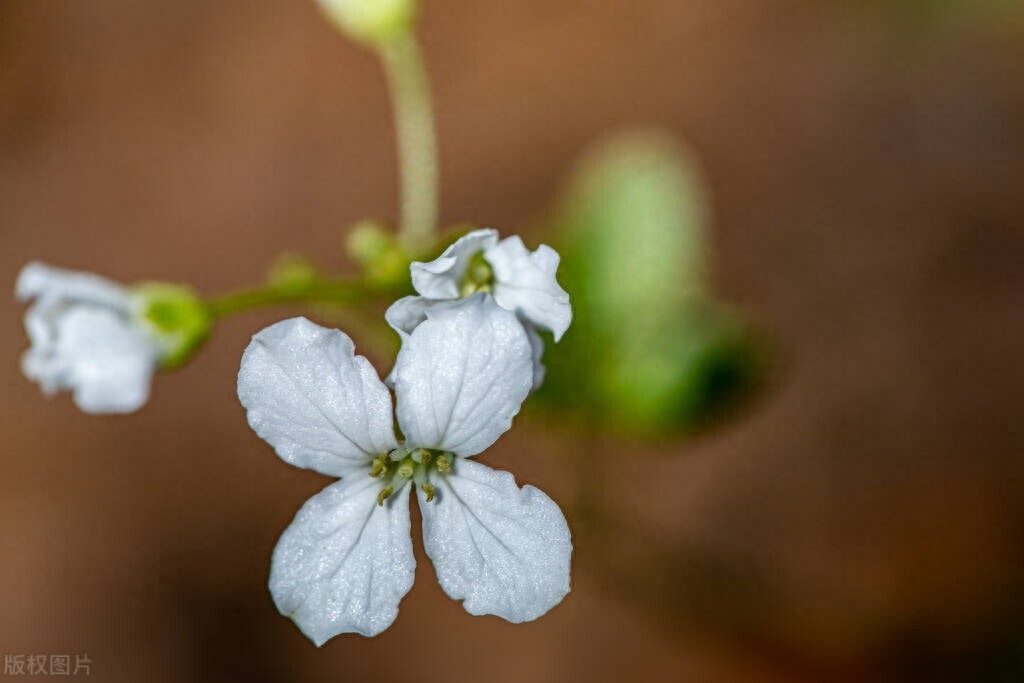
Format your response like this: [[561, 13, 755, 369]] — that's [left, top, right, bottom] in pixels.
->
[[238, 293, 572, 644], [16, 263, 162, 414], [386, 229, 571, 389]]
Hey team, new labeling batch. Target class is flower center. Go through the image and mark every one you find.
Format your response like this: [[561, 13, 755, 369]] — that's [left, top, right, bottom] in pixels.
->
[[369, 447, 454, 505], [458, 251, 494, 297]]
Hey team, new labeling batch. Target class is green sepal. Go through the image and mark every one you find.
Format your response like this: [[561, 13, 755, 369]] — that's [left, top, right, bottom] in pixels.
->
[[134, 283, 213, 369]]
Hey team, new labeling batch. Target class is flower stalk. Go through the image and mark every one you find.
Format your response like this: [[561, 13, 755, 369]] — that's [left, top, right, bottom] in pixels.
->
[[378, 33, 439, 254], [205, 279, 390, 320]]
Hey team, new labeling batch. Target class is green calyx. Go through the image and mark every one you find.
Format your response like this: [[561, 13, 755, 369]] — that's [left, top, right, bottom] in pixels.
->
[[134, 283, 213, 369], [317, 0, 418, 47]]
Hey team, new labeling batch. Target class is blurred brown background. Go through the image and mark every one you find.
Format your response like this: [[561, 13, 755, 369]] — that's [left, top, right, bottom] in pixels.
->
[[2, 1, 1024, 681]]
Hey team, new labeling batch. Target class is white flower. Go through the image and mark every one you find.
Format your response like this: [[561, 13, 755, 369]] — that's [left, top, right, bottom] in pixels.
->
[[386, 229, 571, 389], [16, 262, 210, 414], [16, 263, 161, 414], [238, 293, 572, 644]]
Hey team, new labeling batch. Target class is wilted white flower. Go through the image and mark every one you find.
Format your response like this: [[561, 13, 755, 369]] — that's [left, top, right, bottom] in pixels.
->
[[16, 262, 209, 414], [386, 229, 571, 389], [238, 293, 571, 644]]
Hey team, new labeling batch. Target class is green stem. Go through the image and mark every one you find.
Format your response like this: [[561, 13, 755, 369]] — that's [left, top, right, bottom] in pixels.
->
[[205, 280, 380, 319], [378, 34, 438, 255]]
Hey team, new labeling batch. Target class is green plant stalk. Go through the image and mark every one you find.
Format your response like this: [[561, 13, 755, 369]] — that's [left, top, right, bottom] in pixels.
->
[[378, 34, 438, 254], [205, 280, 382, 320]]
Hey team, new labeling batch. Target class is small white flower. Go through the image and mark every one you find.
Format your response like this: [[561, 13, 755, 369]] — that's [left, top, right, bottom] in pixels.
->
[[238, 293, 572, 644], [386, 229, 571, 389], [17, 263, 160, 414], [16, 262, 210, 414]]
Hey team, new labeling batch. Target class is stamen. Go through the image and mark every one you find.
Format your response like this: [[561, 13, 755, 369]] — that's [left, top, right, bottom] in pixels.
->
[[420, 482, 436, 503], [458, 251, 494, 296], [368, 455, 388, 478], [470, 262, 491, 284], [435, 454, 451, 473], [376, 486, 394, 506]]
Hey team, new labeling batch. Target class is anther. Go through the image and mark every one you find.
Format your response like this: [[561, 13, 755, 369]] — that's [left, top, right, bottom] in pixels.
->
[[421, 482, 436, 503], [368, 456, 388, 478], [376, 486, 394, 506], [435, 454, 451, 473], [470, 262, 491, 284], [458, 252, 494, 296]]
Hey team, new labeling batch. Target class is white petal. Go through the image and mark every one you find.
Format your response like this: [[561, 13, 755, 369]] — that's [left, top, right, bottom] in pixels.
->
[[485, 236, 572, 341], [393, 294, 533, 457], [410, 228, 498, 299], [16, 262, 131, 309], [31, 307, 157, 414], [17, 264, 150, 411], [525, 323, 546, 391], [23, 299, 57, 350], [270, 477, 415, 643], [237, 318, 398, 478], [419, 459, 572, 623], [383, 295, 433, 342], [382, 295, 434, 388]]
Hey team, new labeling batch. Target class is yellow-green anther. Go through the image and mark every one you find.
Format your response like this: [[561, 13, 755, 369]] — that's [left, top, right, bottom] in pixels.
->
[[421, 482, 436, 503], [417, 450, 432, 466], [471, 263, 492, 285], [397, 456, 416, 480], [368, 456, 388, 478], [460, 281, 492, 297], [435, 454, 451, 473], [377, 486, 394, 506], [458, 251, 495, 297]]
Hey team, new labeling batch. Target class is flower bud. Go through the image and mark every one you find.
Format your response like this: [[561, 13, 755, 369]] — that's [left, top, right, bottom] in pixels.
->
[[267, 253, 319, 295], [346, 220, 410, 288], [316, 0, 418, 46]]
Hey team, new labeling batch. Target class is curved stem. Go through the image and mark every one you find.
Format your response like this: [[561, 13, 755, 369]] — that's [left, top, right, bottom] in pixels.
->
[[379, 34, 438, 254], [205, 280, 381, 320]]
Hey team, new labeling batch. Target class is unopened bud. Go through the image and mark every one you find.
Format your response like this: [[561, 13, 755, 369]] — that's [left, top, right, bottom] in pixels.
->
[[267, 253, 318, 295], [316, 0, 418, 46], [346, 220, 409, 288]]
